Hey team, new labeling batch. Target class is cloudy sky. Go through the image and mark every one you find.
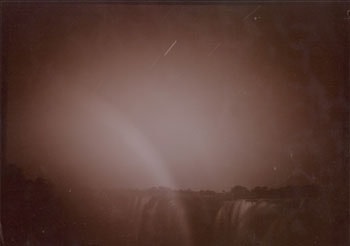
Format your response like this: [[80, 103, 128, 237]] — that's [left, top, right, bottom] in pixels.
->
[[3, 3, 348, 190]]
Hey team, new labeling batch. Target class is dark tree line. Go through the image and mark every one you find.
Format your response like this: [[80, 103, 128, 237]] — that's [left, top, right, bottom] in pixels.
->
[[1, 164, 72, 245], [229, 184, 320, 199]]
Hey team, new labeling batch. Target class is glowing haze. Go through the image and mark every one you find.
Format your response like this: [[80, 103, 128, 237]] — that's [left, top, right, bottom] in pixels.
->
[[4, 4, 348, 190]]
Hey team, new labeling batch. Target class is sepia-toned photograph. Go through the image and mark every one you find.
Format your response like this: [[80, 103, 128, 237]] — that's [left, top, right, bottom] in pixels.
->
[[1, 2, 349, 245]]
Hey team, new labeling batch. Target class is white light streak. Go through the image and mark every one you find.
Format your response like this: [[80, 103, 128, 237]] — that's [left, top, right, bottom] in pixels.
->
[[164, 40, 177, 56], [243, 6, 261, 21], [208, 42, 221, 57]]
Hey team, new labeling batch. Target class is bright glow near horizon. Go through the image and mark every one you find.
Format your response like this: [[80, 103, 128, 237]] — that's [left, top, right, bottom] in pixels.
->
[[5, 5, 345, 191]]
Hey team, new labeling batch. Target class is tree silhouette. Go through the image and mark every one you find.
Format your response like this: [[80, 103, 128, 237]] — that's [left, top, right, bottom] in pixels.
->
[[2, 164, 69, 245], [230, 185, 250, 198]]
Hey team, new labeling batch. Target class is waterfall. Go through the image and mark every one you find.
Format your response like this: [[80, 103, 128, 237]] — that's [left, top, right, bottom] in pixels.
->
[[56, 191, 332, 246], [212, 198, 326, 246], [126, 194, 192, 246]]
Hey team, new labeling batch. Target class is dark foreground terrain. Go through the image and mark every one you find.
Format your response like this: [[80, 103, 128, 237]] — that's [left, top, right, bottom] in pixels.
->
[[2, 164, 348, 246]]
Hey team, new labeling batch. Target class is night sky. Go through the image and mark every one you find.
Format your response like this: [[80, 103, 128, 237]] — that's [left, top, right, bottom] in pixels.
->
[[3, 3, 349, 191]]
